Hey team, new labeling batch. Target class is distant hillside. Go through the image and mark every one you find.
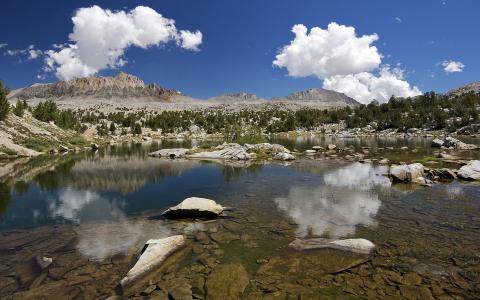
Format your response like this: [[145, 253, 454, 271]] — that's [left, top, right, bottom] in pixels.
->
[[271, 88, 360, 107], [9, 72, 182, 102], [207, 92, 265, 103], [446, 82, 480, 97]]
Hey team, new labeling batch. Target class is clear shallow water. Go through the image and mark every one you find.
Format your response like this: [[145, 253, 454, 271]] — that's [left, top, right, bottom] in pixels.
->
[[1, 138, 480, 299]]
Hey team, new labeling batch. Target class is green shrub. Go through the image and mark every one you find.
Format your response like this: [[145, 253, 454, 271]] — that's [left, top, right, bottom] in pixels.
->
[[13, 99, 27, 117]]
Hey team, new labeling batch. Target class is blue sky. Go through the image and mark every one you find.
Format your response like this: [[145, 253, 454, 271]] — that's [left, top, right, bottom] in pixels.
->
[[0, 0, 478, 102]]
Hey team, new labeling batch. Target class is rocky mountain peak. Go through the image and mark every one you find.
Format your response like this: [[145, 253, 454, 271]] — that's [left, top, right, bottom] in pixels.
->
[[10, 72, 179, 101], [446, 82, 480, 97]]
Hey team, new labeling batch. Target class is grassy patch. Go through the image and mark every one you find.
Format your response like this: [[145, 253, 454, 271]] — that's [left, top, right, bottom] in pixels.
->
[[21, 137, 57, 152], [67, 134, 87, 146]]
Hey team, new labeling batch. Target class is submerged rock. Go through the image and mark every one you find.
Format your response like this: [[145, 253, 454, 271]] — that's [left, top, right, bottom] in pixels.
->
[[273, 152, 295, 161], [390, 163, 428, 184], [206, 263, 249, 300], [119, 235, 186, 290], [148, 148, 189, 159], [458, 160, 480, 180], [289, 238, 375, 254], [162, 197, 225, 219], [34, 256, 53, 271]]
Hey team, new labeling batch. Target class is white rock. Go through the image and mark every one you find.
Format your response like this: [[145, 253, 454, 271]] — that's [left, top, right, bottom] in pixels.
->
[[162, 197, 225, 219], [120, 235, 186, 289], [305, 150, 317, 155], [312, 146, 324, 151], [148, 148, 189, 159], [390, 163, 426, 184], [273, 152, 295, 161], [289, 238, 375, 254], [431, 138, 444, 147], [458, 160, 480, 180], [59, 145, 69, 152]]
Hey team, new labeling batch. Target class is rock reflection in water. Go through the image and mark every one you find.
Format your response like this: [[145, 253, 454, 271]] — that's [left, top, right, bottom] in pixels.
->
[[275, 163, 390, 238]]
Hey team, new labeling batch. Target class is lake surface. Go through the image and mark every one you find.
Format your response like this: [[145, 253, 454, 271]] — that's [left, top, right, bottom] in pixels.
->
[[1, 137, 479, 299]]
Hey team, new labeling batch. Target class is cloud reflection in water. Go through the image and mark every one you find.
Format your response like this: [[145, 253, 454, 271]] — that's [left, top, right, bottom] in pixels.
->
[[275, 163, 390, 238], [50, 188, 171, 260]]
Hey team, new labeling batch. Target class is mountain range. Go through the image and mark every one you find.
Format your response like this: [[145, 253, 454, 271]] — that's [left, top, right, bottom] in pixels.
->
[[8, 72, 360, 110]]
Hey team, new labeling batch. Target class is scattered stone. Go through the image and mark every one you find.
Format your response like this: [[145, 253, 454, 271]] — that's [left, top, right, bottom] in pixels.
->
[[304, 150, 317, 155], [91, 143, 99, 151], [141, 284, 157, 295], [206, 264, 249, 300], [148, 148, 189, 159], [312, 146, 324, 151], [431, 138, 444, 147], [119, 235, 186, 290], [458, 160, 480, 180], [327, 144, 337, 150], [436, 152, 459, 160], [59, 145, 69, 152], [162, 197, 225, 219], [289, 238, 375, 254], [444, 136, 478, 150], [273, 152, 295, 161], [379, 158, 390, 165]]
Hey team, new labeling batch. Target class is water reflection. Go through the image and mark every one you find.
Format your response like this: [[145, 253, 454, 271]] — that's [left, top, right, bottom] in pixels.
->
[[76, 219, 171, 261], [275, 163, 390, 238], [50, 189, 125, 223]]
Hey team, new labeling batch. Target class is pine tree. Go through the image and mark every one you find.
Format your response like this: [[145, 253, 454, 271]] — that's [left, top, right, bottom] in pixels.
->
[[0, 82, 10, 121]]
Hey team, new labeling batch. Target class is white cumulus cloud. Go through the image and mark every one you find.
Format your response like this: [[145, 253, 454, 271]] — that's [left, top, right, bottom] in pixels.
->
[[323, 66, 422, 104], [44, 5, 203, 80], [442, 60, 464, 73], [0, 43, 7, 49], [274, 23, 382, 78], [274, 22, 421, 103], [176, 30, 203, 51]]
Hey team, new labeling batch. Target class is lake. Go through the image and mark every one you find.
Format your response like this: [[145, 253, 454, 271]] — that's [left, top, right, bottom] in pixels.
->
[[0, 137, 479, 299]]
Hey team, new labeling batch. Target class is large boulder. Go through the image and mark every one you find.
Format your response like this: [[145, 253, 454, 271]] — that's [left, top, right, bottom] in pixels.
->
[[273, 152, 295, 161], [289, 238, 375, 254], [458, 160, 480, 180], [148, 148, 189, 159], [120, 235, 186, 290], [162, 197, 225, 219], [390, 163, 427, 184]]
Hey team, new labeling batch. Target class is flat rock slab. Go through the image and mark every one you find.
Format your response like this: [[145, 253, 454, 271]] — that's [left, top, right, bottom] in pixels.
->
[[162, 197, 225, 219], [120, 235, 186, 290], [289, 238, 375, 254], [148, 148, 189, 159]]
